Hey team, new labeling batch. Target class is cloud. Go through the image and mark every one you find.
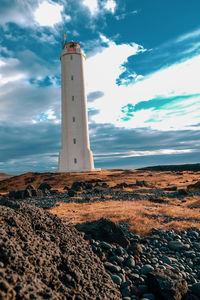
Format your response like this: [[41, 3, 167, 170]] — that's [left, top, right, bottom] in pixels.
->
[[115, 10, 138, 21], [0, 123, 60, 174], [84, 34, 200, 131], [89, 123, 200, 169], [87, 91, 104, 102], [34, 1, 63, 27], [177, 27, 200, 42], [104, 0, 116, 14], [1, 121, 200, 174], [0, 0, 41, 28], [83, 0, 99, 15]]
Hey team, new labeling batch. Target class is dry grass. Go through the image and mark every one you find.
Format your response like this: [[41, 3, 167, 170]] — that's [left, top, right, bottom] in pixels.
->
[[49, 199, 200, 236], [2, 169, 200, 236]]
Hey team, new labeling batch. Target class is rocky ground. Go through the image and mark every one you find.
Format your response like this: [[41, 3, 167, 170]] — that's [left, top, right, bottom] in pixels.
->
[[0, 201, 120, 300], [1, 169, 200, 299]]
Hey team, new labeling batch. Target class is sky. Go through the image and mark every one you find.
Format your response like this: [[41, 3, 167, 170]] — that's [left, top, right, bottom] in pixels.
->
[[0, 0, 200, 174]]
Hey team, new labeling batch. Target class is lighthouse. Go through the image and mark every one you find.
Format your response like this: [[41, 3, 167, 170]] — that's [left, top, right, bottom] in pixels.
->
[[59, 39, 95, 172]]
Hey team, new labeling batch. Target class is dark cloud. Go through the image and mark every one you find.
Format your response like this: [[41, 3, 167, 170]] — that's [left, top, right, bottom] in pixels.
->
[[89, 123, 200, 169], [88, 109, 100, 122], [87, 91, 104, 102], [0, 120, 200, 174]]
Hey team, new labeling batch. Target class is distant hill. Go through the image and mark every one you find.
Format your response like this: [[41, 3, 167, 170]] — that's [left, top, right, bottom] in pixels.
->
[[138, 163, 200, 172], [0, 173, 13, 181]]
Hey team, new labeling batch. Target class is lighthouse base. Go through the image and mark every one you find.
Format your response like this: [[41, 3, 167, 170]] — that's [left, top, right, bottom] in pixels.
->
[[58, 148, 98, 173]]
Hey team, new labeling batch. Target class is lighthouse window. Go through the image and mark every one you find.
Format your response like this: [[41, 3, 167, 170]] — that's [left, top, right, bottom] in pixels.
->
[[70, 55, 73, 60], [73, 117, 75, 122], [72, 96, 74, 101], [73, 138, 76, 144], [74, 158, 77, 164], [71, 75, 74, 80]]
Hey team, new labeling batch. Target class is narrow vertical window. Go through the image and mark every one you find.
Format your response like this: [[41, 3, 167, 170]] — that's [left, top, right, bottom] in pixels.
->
[[71, 75, 74, 80], [73, 138, 76, 144], [72, 117, 75, 122], [74, 158, 77, 164], [72, 95, 74, 101], [70, 55, 73, 60]]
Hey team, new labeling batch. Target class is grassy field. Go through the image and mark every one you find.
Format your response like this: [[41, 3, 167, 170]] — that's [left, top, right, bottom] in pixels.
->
[[49, 196, 200, 236]]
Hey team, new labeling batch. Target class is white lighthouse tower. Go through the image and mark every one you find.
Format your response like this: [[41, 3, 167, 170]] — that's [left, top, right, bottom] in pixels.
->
[[59, 38, 95, 172]]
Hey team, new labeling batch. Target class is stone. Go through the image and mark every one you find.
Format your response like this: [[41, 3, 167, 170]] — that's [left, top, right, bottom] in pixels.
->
[[68, 189, 76, 197], [38, 183, 51, 191], [178, 189, 188, 196], [100, 241, 112, 250], [76, 218, 130, 248], [124, 256, 135, 268], [146, 268, 188, 300], [109, 255, 124, 265], [192, 282, 200, 297], [71, 181, 83, 191], [187, 181, 200, 191], [138, 284, 148, 294], [142, 294, 155, 300], [129, 243, 143, 255], [141, 265, 154, 275], [111, 274, 122, 285], [136, 180, 148, 187], [104, 262, 121, 273], [168, 241, 185, 251], [161, 256, 178, 265]]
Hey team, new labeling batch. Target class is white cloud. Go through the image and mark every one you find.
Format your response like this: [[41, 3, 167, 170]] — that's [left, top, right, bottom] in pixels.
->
[[115, 10, 138, 21], [83, 0, 99, 15], [177, 28, 200, 42], [95, 149, 193, 160], [85, 36, 200, 131], [34, 1, 63, 26], [64, 15, 71, 22], [104, 0, 116, 14]]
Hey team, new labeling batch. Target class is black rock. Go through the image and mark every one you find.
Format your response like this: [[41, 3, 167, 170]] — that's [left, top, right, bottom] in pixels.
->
[[38, 183, 51, 191], [76, 218, 130, 248], [178, 189, 188, 196], [136, 180, 148, 187], [84, 183, 93, 190], [71, 181, 84, 191], [146, 268, 188, 300], [68, 189, 76, 197]]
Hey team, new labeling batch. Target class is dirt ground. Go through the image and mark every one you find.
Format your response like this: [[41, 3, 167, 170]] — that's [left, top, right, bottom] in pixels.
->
[[0, 169, 199, 192]]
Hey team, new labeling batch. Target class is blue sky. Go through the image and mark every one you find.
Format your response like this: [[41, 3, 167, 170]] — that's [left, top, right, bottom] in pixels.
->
[[0, 0, 200, 174]]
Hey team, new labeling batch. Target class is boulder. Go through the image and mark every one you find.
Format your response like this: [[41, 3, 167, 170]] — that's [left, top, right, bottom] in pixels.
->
[[136, 180, 148, 187], [71, 181, 84, 191], [25, 185, 38, 197], [187, 181, 200, 191], [38, 182, 51, 191], [146, 268, 188, 300], [68, 189, 76, 197], [76, 218, 130, 248], [9, 186, 43, 200], [178, 189, 188, 196], [8, 189, 29, 200]]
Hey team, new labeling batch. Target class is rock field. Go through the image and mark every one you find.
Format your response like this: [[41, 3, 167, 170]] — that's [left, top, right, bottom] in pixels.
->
[[1, 170, 200, 299]]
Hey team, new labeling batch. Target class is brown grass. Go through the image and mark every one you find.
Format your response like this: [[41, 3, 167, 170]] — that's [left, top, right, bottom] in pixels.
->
[[49, 199, 200, 236], [2, 169, 200, 236]]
